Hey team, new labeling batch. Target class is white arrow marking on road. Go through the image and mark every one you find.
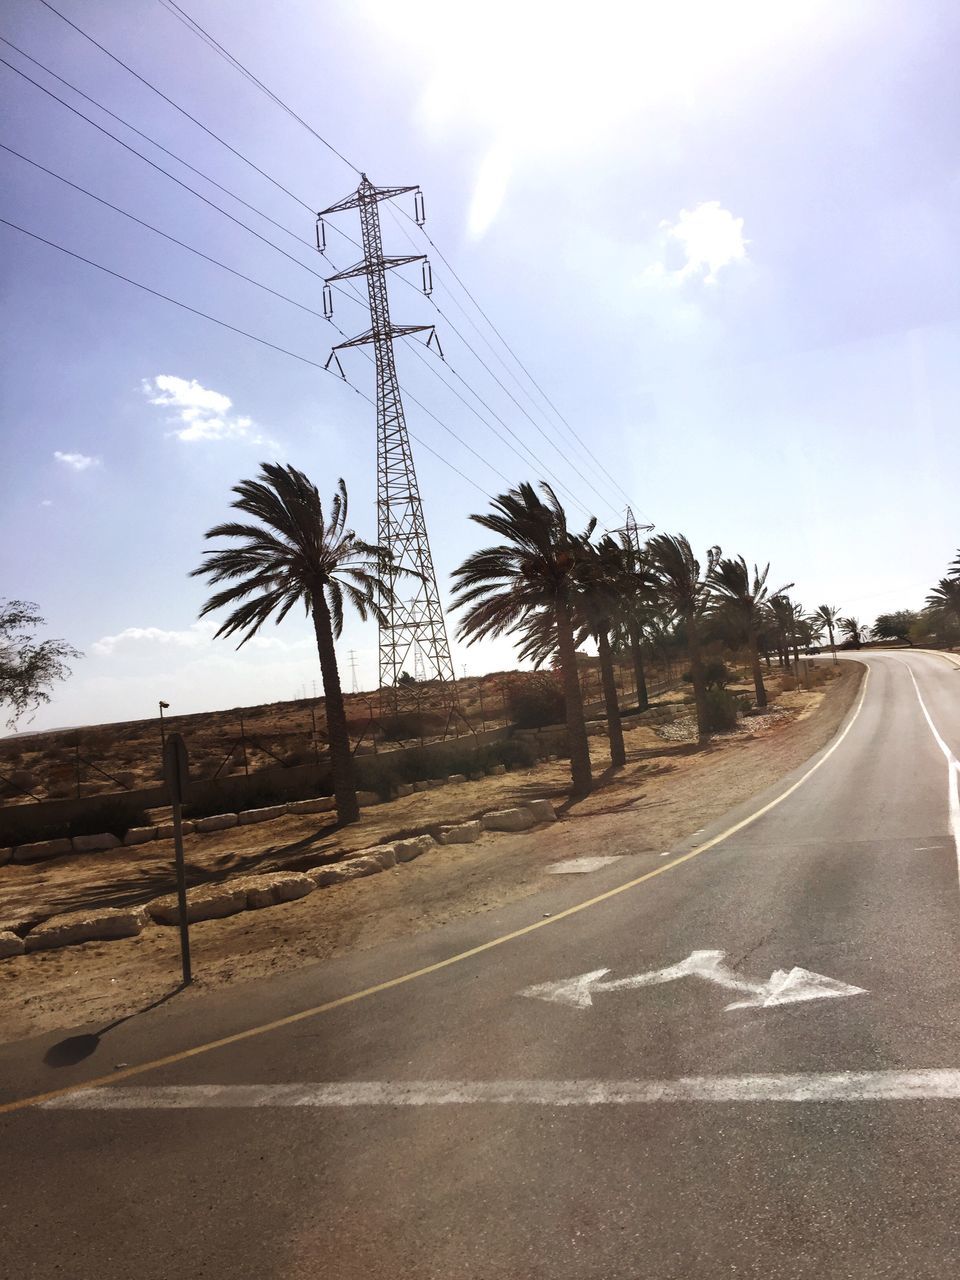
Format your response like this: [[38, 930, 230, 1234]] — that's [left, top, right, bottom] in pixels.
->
[[519, 949, 867, 1011]]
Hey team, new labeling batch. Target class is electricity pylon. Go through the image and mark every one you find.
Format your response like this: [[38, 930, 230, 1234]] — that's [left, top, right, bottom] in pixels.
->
[[319, 176, 458, 713]]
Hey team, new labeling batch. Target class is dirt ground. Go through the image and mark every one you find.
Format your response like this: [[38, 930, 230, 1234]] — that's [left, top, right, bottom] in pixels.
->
[[0, 664, 861, 1043]]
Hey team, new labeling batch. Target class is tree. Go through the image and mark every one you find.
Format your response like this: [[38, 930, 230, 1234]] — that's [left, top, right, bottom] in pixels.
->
[[872, 610, 919, 645], [191, 464, 396, 826], [709, 557, 792, 709], [814, 604, 842, 663], [840, 616, 867, 648], [610, 533, 659, 712], [925, 578, 960, 636], [645, 534, 720, 741], [0, 600, 80, 727], [451, 482, 595, 796]]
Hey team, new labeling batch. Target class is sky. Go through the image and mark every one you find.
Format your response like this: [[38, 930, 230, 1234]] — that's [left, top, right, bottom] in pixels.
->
[[2, 0, 959, 732]]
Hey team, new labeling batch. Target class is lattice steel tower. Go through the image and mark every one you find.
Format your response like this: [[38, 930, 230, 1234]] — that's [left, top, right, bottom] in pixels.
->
[[318, 176, 457, 707]]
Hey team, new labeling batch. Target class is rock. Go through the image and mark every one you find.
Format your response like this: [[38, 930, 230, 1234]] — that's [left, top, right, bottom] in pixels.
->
[[286, 796, 335, 815], [468, 772, 484, 782], [413, 781, 430, 792], [238, 805, 287, 826], [353, 844, 396, 869], [488, 764, 506, 776], [147, 885, 248, 925], [123, 826, 158, 846], [585, 720, 606, 736], [356, 790, 382, 807], [396, 783, 415, 798], [481, 807, 537, 833], [25, 906, 147, 952], [0, 931, 25, 959], [394, 834, 437, 863], [194, 813, 239, 833], [72, 832, 122, 853], [447, 774, 467, 785], [524, 799, 557, 823], [240, 871, 315, 909], [426, 778, 445, 790], [0, 848, 11, 866], [12, 837, 72, 863], [156, 820, 195, 839], [439, 821, 482, 845]]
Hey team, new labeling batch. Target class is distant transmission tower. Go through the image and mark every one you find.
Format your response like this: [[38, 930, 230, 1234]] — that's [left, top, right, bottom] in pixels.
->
[[319, 176, 457, 712], [348, 649, 360, 695], [613, 506, 654, 553]]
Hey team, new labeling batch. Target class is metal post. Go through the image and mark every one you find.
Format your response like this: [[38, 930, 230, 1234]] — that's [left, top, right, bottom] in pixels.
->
[[239, 713, 249, 776], [163, 733, 192, 987], [75, 740, 81, 798], [158, 699, 169, 751], [478, 682, 487, 733]]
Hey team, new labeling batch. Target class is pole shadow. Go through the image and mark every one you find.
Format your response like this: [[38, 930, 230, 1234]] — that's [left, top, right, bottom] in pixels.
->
[[42, 984, 187, 1069]]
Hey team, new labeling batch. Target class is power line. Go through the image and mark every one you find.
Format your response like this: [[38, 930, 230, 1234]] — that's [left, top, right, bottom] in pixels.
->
[[35, 0, 315, 210], [1, 141, 331, 322], [157, 0, 361, 176], [0, 35, 309, 249], [0, 215, 491, 498]]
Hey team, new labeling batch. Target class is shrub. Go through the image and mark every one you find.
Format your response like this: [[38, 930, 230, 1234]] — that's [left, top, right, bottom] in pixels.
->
[[704, 687, 739, 733], [506, 673, 565, 729], [684, 662, 733, 690]]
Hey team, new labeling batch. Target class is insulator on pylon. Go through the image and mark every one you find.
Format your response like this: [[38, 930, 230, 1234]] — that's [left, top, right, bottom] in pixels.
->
[[414, 189, 426, 226], [315, 217, 327, 253], [322, 284, 334, 319], [421, 261, 433, 297]]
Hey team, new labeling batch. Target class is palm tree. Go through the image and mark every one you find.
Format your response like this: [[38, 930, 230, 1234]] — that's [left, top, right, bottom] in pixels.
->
[[814, 604, 842, 663], [840, 616, 867, 648], [575, 536, 633, 766], [451, 482, 595, 796], [710, 557, 792, 709], [610, 533, 659, 712], [926, 578, 960, 633], [645, 534, 720, 740], [191, 464, 395, 826]]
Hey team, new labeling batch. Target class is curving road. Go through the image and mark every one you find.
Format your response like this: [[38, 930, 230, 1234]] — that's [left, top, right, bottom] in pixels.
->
[[2, 650, 960, 1279]]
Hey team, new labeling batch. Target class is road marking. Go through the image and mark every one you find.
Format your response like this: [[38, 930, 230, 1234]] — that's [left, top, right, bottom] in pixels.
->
[[520, 949, 867, 1011], [548, 856, 623, 874], [902, 664, 960, 879], [39, 1070, 960, 1109], [0, 665, 871, 1117]]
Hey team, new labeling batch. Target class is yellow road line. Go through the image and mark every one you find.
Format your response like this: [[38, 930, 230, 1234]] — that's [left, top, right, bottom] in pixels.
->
[[0, 665, 871, 1117]]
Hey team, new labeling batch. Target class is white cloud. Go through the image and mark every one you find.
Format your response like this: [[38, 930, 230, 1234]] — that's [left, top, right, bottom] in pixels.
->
[[39, 499, 53, 507], [54, 450, 100, 471], [658, 202, 748, 284], [467, 143, 513, 239], [142, 375, 277, 446], [92, 619, 312, 658]]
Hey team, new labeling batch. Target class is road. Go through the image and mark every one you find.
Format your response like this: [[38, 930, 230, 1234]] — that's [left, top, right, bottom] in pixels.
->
[[2, 649, 959, 1279]]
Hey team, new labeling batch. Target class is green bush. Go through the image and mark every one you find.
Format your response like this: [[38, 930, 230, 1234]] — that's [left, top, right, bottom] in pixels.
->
[[704, 687, 740, 732], [506, 673, 565, 729], [684, 662, 733, 690]]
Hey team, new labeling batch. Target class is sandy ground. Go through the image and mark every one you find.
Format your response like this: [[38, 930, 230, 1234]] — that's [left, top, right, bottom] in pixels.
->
[[0, 665, 861, 1043]]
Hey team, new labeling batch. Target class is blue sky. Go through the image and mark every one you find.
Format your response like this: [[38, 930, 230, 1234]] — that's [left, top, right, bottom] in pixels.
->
[[2, 0, 959, 731]]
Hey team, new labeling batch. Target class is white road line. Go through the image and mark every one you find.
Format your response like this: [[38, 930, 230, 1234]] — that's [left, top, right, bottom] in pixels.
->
[[902, 663, 960, 879], [39, 1071, 960, 1109]]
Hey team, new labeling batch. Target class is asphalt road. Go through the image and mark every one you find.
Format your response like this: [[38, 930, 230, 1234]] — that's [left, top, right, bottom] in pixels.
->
[[2, 650, 960, 1279]]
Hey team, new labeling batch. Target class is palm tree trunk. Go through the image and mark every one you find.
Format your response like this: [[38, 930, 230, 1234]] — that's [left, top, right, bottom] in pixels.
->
[[311, 589, 359, 825], [749, 624, 767, 708], [598, 626, 625, 766], [686, 611, 709, 740], [628, 624, 649, 710], [555, 598, 592, 795]]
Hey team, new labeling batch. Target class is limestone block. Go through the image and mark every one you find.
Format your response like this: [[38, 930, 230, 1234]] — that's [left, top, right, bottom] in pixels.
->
[[413, 781, 430, 792], [241, 871, 315, 909], [12, 838, 72, 863], [394, 834, 437, 863], [72, 832, 122, 853], [356, 790, 382, 807], [155, 820, 195, 840], [286, 796, 336, 815], [468, 772, 484, 782], [447, 774, 467, 785], [123, 826, 158, 846], [584, 720, 606, 737], [238, 805, 287, 826], [426, 778, 445, 789], [194, 813, 239, 833], [524, 799, 557, 824], [487, 764, 507, 776], [0, 931, 25, 959], [396, 783, 415, 798], [481, 808, 537, 833], [25, 906, 147, 952], [0, 848, 11, 866], [147, 885, 247, 925], [439, 821, 482, 845]]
